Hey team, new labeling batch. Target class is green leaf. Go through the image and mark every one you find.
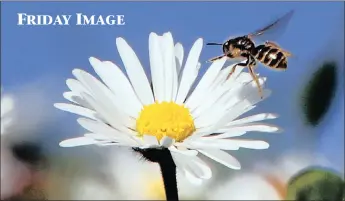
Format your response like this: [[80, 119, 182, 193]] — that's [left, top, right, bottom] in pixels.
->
[[286, 167, 344, 200], [301, 61, 337, 126]]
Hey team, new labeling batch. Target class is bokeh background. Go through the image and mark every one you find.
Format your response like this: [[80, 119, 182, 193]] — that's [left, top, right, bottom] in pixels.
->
[[1, 1, 344, 200]]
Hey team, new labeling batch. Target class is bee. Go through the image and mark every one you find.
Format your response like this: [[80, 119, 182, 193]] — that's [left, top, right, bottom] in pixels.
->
[[206, 10, 294, 99]]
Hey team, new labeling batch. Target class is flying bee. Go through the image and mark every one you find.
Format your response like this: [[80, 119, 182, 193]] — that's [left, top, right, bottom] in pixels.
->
[[206, 10, 294, 99]]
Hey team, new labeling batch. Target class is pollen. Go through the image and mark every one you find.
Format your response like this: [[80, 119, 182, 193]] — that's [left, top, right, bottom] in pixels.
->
[[136, 101, 196, 142]]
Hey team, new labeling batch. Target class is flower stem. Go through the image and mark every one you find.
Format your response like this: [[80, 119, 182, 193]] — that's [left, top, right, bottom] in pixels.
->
[[157, 149, 178, 201], [133, 147, 179, 201]]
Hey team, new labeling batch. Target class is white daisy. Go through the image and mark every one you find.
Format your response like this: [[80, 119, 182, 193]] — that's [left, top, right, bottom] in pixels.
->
[[54, 31, 280, 183], [1, 90, 33, 200], [254, 150, 332, 190], [207, 152, 331, 200], [1, 88, 14, 135]]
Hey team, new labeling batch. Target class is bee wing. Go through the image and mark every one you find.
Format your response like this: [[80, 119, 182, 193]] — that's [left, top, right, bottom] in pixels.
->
[[248, 10, 294, 42]]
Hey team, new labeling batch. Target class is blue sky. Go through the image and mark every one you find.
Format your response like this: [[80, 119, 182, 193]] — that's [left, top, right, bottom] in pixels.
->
[[1, 2, 344, 170]]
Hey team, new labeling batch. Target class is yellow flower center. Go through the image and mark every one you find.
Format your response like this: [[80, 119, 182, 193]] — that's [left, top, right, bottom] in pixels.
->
[[136, 101, 196, 142]]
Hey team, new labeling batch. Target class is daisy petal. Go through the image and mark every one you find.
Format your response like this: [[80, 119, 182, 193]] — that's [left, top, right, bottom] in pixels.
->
[[1, 96, 14, 117], [1, 118, 12, 134], [66, 78, 90, 95], [174, 42, 184, 89], [116, 37, 154, 105], [54, 103, 98, 121], [172, 153, 203, 185], [226, 113, 278, 127], [174, 43, 184, 71], [218, 105, 257, 125], [89, 57, 143, 118], [149, 32, 165, 102], [184, 169, 203, 185], [76, 118, 140, 146], [80, 92, 132, 134], [160, 136, 174, 148], [198, 149, 241, 170], [84, 133, 112, 141], [62, 91, 92, 109], [218, 123, 281, 133], [211, 62, 246, 89], [175, 38, 203, 103], [169, 146, 198, 156], [161, 32, 175, 101], [189, 156, 212, 179], [198, 131, 247, 139], [186, 57, 227, 110], [59, 137, 99, 147], [73, 69, 133, 127], [182, 140, 240, 151], [201, 138, 270, 150], [206, 89, 272, 132], [143, 135, 159, 146]]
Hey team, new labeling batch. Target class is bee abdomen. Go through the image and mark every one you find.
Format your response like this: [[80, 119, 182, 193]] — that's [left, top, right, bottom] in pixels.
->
[[274, 58, 288, 69], [253, 45, 269, 61], [262, 48, 279, 64], [268, 51, 287, 69]]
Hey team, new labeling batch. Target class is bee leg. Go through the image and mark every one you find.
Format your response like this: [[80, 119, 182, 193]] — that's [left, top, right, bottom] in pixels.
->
[[226, 64, 238, 80], [207, 55, 225, 63], [248, 63, 263, 99], [226, 57, 250, 80]]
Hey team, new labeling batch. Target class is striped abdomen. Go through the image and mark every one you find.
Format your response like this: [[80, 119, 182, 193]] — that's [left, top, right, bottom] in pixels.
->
[[252, 44, 288, 70]]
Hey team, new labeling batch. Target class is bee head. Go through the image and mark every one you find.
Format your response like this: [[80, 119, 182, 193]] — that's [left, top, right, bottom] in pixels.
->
[[222, 42, 229, 53], [222, 40, 233, 54]]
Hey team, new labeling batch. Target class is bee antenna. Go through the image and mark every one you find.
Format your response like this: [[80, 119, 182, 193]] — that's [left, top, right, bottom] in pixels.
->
[[206, 42, 223, 46]]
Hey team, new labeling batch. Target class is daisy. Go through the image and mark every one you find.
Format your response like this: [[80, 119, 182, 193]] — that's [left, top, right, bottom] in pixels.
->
[[1, 90, 33, 200], [1, 89, 14, 134], [254, 150, 332, 199], [55, 32, 279, 186], [208, 151, 331, 200]]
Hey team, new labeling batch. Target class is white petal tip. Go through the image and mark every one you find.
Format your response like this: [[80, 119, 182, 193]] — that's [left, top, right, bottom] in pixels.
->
[[196, 38, 204, 45], [175, 42, 182, 47], [115, 37, 126, 45], [256, 141, 270, 149], [163, 32, 172, 37], [229, 161, 242, 170], [160, 136, 174, 147], [268, 113, 279, 119], [149, 32, 158, 37], [233, 166, 241, 170], [89, 57, 101, 64], [59, 141, 74, 148], [275, 127, 284, 133], [65, 78, 74, 85], [59, 137, 96, 147], [72, 68, 83, 76], [231, 161, 241, 170], [53, 103, 64, 109], [262, 89, 272, 99]]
